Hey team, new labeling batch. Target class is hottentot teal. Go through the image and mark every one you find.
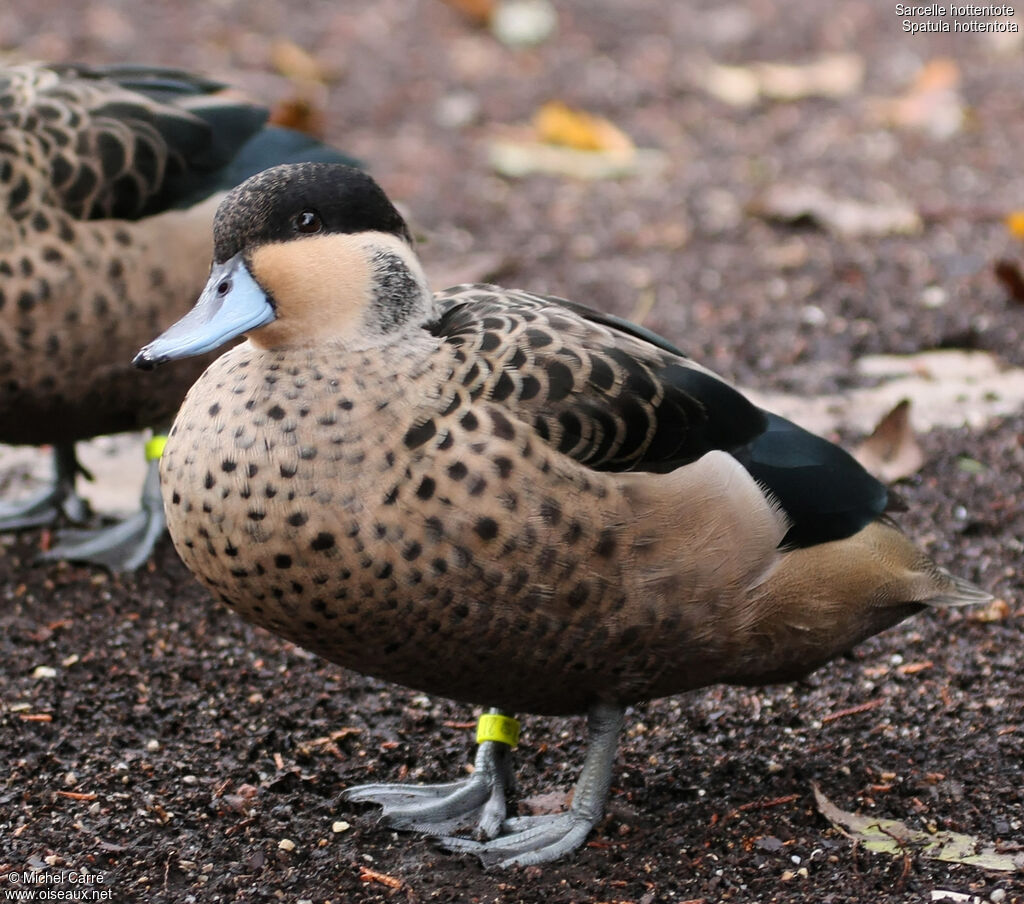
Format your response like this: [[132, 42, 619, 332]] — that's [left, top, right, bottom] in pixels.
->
[[135, 162, 989, 866]]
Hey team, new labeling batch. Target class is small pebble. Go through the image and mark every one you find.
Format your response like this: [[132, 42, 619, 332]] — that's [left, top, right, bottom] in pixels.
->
[[146, 739, 160, 752], [278, 838, 296, 852], [491, 0, 557, 47], [32, 665, 57, 679], [990, 890, 1006, 903], [332, 821, 351, 834]]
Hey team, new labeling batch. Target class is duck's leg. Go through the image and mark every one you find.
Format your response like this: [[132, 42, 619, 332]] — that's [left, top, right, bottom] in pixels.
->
[[345, 708, 516, 839], [441, 702, 625, 868], [0, 444, 91, 530], [39, 436, 167, 572]]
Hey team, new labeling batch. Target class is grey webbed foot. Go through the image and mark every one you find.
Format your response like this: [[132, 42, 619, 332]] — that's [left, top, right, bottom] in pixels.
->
[[438, 703, 624, 867], [39, 455, 166, 572], [0, 444, 91, 530], [346, 727, 513, 839]]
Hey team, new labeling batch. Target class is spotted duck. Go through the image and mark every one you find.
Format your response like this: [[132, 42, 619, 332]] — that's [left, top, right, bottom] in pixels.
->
[[134, 162, 989, 866], [0, 62, 355, 570]]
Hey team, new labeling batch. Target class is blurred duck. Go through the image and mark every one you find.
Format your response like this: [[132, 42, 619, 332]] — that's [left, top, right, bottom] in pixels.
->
[[0, 61, 356, 570], [135, 163, 989, 866]]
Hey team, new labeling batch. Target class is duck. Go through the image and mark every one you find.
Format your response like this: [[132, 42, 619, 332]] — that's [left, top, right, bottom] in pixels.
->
[[134, 162, 990, 867], [0, 61, 357, 570]]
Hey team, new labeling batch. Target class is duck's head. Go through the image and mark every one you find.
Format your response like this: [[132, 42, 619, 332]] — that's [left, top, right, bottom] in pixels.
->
[[134, 162, 431, 368]]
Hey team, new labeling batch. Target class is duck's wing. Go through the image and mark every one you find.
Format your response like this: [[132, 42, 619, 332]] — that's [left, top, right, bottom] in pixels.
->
[[0, 62, 273, 222], [429, 285, 887, 548]]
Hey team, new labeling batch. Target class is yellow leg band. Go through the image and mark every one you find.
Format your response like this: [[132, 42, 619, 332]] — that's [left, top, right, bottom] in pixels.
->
[[145, 435, 168, 462], [476, 713, 520, 748]]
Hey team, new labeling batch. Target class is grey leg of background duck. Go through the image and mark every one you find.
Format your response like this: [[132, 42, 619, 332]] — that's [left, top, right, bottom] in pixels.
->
[[441, 701, 625, 868], [39, 452, 165, 572], [0, 443, 91, 530], [345, 707, 515, 839]]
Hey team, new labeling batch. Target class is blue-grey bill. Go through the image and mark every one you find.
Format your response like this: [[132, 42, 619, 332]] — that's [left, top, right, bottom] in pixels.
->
[[133, 254, 274, 369]]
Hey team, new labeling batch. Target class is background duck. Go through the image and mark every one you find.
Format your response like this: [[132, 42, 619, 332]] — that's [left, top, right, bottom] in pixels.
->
[[135, 162, 989, 867], [0, 61, 356, 570]]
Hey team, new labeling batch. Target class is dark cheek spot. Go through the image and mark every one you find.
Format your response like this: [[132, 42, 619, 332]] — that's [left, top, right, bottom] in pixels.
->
[[268, 405, 286, 420], [288, 512, 308, 527], [275, 554, 292, 569]]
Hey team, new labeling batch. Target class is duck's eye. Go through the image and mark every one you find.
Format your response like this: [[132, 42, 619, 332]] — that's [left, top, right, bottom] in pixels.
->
[[294, 209, 322, 234]]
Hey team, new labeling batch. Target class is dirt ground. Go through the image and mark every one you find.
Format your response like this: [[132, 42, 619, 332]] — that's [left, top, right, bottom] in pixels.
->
[[1, 1, 1022, 902]]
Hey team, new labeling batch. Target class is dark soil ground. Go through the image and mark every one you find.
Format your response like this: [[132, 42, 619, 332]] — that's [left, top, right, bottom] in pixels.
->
[[1, 1, 1022, 902]]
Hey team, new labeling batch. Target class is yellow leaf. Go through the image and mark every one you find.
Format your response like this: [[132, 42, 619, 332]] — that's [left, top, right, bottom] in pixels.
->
[[270, 39, 329, 84], [1005, 211, 1024, 239], [814, 785, 1024, 873], [533, 101, 634, 154]]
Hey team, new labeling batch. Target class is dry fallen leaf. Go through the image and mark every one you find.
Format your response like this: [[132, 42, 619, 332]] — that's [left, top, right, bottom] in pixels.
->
[[701, 53, 864, 107], [534, 101, 634, 154], [854, 399, 925, 483], [490, 104, 663, 179], [814, 785, 1024, 873], [747, 350, 1024, 437], [870, 58, 965, 139], [752, 184, 921, 238]]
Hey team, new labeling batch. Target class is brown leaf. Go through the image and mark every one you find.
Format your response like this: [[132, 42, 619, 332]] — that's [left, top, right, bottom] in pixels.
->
[[994, 259, 1024, 305], [854, 399, 925, 483], [268, 96, 325, 138], [440, 0, 496, 25], [751, 185, 921, 237]]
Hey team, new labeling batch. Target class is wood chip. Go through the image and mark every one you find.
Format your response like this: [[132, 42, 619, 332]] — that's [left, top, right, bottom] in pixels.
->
[[359, 867, 405, 889], [821, 698, 886, 724]]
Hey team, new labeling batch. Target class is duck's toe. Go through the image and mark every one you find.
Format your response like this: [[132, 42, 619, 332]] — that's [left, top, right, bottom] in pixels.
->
[[0, 444, 91, 531], [345, 738, 512, 839], [439, 810, 599, 868], [38, 458, 165, 572], [0, 484, 90, 531]]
